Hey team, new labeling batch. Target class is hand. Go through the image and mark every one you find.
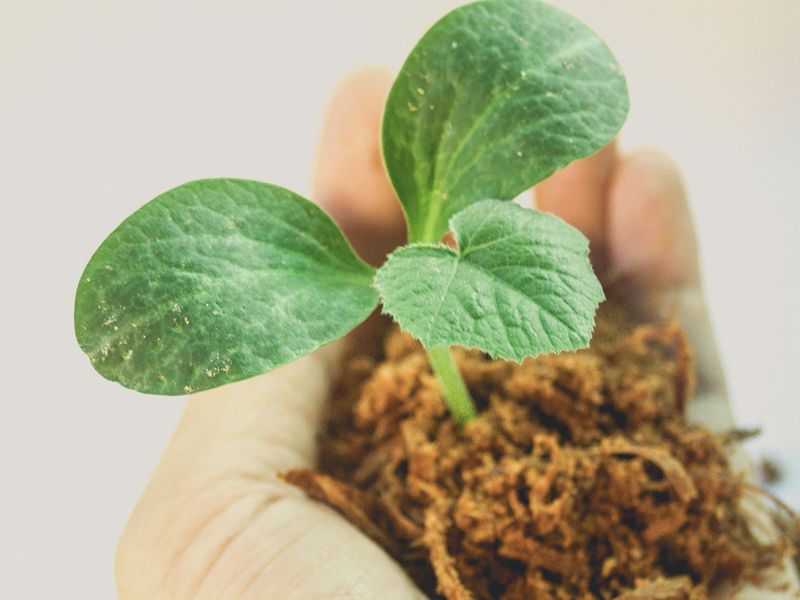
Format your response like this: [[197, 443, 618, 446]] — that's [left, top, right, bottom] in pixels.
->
[[115, 69, 737, 599]]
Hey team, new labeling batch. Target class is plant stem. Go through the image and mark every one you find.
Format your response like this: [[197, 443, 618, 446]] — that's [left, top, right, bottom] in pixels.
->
[[427, 345, 476, 424], [413, 223, 475, 422]]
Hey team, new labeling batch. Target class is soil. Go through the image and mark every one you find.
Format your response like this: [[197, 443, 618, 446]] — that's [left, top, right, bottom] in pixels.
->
[[285, 298, 792, 599]]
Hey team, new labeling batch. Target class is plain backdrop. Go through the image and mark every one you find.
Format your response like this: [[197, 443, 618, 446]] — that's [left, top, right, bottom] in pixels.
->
[[2, 1, 799, 597]]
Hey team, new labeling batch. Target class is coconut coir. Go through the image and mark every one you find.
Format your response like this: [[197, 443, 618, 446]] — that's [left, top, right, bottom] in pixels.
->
[[285, 300, 790, 599]]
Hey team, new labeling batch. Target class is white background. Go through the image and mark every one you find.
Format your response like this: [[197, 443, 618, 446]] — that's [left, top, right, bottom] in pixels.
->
[[2, 1, 798, 598]]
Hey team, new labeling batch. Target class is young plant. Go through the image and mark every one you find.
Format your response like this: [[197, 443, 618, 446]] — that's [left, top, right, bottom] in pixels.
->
[[74, 0, 628, 423]]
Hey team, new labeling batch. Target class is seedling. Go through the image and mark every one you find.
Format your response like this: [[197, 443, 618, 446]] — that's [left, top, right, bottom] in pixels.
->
[[74, 0, 628, 423]]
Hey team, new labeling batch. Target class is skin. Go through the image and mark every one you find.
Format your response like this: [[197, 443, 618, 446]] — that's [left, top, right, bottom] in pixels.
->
[[115, 68, 737, 599]]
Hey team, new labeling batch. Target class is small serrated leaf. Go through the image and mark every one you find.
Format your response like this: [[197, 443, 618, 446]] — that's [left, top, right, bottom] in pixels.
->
[[382, 0, 629, 242], [375, 199, 603, 360], [74, 178, 377, 394]]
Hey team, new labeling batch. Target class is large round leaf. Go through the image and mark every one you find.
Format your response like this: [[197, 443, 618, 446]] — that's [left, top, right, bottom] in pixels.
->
[[382, 0, 629, 242], [75, 179, 377, 394]]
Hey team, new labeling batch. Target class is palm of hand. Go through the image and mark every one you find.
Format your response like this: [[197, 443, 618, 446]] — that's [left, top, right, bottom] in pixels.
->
[[115, 70, 739, 599]]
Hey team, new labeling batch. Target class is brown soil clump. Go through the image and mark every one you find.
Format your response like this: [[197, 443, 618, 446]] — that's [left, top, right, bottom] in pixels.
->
[[285, 301, 790, 599]]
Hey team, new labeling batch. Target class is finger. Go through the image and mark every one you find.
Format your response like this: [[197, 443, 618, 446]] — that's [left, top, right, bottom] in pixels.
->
[[313, 67, 406, 266], [607, 148, 699, 288], [606, 148, 732, 430], [535, 142, 616, 269]]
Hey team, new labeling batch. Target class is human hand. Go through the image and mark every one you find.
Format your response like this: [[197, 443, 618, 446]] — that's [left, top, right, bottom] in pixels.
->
[[114, 69, 776, 599]]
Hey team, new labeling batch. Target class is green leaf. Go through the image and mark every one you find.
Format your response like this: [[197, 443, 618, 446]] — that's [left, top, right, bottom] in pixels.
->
[[75, 179, 377, 395], [375, 199, 604, 360], [382, 0, 629, 243]]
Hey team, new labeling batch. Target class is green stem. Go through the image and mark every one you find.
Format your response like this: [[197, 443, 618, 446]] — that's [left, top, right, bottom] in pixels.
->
[[410, 204, 443, 245], [427, 345, 476, 424]]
